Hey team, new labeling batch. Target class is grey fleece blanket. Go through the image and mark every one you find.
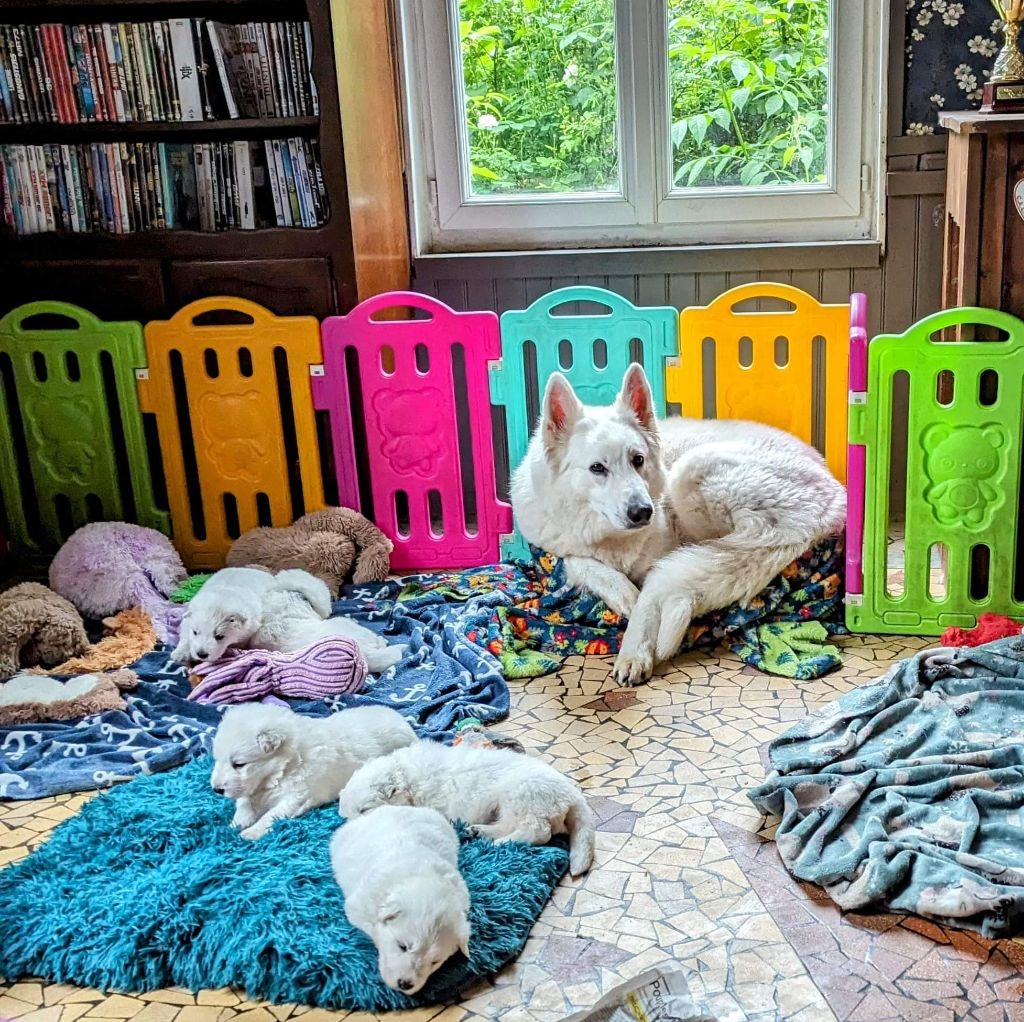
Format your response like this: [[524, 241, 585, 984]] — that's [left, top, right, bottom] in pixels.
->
[[749, 636, 1024, 937]]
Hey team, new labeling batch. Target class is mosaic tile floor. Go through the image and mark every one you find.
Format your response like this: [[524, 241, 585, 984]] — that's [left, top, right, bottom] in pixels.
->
[[3, 632, 1014, 1022]]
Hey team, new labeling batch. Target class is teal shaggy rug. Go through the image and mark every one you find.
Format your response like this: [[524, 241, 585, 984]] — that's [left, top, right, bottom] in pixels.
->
[[0, 757, 569, 1010]]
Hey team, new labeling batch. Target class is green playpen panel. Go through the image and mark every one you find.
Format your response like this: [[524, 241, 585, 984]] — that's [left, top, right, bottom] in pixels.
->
[[848, 306, 1024, 634], [0, 302, 167, 554], [492, 286, 677, 558]]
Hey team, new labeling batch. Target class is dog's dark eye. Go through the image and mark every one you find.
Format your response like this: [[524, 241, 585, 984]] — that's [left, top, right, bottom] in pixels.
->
[[589, 462, 607, 476], [398, 942, 409, 953], [214, 632, 225, 641], [231, 760, 245, 770], [631, 454, 645, 469]]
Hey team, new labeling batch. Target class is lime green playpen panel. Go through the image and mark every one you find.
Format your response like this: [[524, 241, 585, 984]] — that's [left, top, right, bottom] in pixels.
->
[[0, 302, 167, 554], [847, 306, 1024, 635]]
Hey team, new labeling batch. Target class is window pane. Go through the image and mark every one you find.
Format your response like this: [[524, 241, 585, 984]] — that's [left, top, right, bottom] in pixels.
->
[[458, 0, 619, 195], [668, 0, 830, 189]]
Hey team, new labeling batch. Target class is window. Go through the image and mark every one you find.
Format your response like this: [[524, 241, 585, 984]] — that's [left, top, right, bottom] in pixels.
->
[[398, 0, 885, 253]]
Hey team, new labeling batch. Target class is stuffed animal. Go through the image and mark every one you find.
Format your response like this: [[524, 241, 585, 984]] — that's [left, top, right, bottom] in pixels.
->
[[226, 507, 393, 596], [40, 607, 157, 675], [0, 669, 137, 725], [48, 522, 187, 644], [0, 582, 90, 681]]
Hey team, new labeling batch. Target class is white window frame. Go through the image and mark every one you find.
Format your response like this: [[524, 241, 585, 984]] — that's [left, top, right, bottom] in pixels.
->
[[399, 0, 886, 253]]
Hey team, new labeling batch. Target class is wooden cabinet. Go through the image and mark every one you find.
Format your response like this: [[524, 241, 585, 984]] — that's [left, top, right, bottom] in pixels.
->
[[940, 111, 1024, 320]]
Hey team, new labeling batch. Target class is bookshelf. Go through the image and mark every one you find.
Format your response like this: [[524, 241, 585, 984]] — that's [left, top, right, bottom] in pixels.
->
[[0, 0, 356, 321]]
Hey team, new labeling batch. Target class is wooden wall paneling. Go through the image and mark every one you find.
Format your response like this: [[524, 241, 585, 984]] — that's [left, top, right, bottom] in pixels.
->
[[332, 0, 411, 299]]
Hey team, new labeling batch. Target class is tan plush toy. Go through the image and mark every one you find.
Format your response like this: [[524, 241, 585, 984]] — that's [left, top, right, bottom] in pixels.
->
[[226, 507, 393, 597], [0, 582, 90, 681]]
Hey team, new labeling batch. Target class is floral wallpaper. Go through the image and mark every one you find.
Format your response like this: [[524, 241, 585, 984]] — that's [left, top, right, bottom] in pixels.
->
[[904, 0, 1002, 134]]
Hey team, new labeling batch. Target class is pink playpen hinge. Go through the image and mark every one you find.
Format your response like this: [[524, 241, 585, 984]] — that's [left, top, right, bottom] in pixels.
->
[[845, 292, 869, 600]]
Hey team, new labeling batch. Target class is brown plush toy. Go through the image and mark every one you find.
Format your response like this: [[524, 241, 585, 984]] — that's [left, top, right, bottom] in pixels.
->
[[226, 507, 393, 596], [0, 582, 90, 681]]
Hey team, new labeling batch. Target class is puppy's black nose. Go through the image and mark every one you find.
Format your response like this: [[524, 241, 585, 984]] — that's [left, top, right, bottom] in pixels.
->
[[196, 649, 209, 660], [213, 786, 225, 795], [626, 503, 653, 525], [397, 979, 414, 992]]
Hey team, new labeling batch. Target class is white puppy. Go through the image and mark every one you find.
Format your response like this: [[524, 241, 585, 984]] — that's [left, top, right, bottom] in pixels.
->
[[339, 740, 596, 875], [173, 566, 405, 673], [211, 702, 417, 840], [331, 805, 470, 995]]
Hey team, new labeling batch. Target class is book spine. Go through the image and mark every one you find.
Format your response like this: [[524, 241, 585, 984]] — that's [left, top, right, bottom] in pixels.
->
[[0, 33, 15, 123], [19, 29, 41, 123], [268, 24, 289, 117], [192, 20, 212, 120], [254, 24, 276, 116], [70, 27, 95, 121], [264, 141, 284, 226], [205, 21, 238, 119], [278, 139, 300, 226], [47, 145, 67, 230], [168, 20, 201, 123], [99, 24, 123, 123], [153, 22, 178, 122], [233, 140, 255, 229], [38, 27, 59, 122], [12, 28, 39, 123], [93, 26, 115, 121], [55, 26, 80, 122], [4, 149, 24, 233], [238, 25, 262, 117], [287, 138, 310, 227], [303, 23, 319, 116], [142, 24, 166, 122], [287, 23, 305, 116], [38, 26, 63, 122]]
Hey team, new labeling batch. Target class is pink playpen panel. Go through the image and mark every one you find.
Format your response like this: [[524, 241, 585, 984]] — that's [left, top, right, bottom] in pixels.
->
[[314, 292, 512, 571]]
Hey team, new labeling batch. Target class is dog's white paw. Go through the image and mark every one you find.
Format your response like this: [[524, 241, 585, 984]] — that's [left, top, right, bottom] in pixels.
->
[[603, 584, 638, 620], [239, 822, 269, 841], [612, 645, 653, 686], [231, 809, 258, 830]]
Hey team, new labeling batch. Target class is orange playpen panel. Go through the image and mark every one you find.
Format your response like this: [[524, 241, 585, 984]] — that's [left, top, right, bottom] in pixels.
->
[[666, 283, 850, 482], [137, 298, 326, 568]]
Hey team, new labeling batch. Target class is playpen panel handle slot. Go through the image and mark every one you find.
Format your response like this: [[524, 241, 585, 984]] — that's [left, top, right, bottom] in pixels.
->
[[709, 282, 819, 315], [527, 286, 636, 319], [354, 291, 454, 323], [172, 297, 274, 329], [5, 302, 101, 334], [915, 307, 1023, 343]]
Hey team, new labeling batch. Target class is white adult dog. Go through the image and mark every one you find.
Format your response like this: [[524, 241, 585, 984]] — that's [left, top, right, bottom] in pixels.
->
[[338, 740, 596, 875], [172, 566, 405, 673], [211, 702, 417, 840], [331, 805, 471, 995], [511, 364, 846, 685]]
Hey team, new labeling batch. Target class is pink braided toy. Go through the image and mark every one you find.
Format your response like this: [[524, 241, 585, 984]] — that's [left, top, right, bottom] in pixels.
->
[[188, 636, 368, 705]]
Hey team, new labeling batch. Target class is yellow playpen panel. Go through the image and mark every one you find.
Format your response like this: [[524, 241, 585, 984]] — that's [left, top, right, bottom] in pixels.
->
[[137, 297, 326, 569], [666, 283, 850, 482]]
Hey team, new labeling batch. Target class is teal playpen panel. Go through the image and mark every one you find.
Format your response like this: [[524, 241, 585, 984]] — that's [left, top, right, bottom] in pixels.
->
[[492, 286, 677, 558], [0, 302, 167, 554], [848, 306, 1024, 635]]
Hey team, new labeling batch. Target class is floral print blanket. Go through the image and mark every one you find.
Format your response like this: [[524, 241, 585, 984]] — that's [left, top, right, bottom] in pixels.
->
[[750, 638, 1024, 937], [393, 534, 845, 681]]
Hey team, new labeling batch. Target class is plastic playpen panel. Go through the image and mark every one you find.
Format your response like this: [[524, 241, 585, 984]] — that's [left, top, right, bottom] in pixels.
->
[[847, 307, 1024, 634], [0, 301, 166, 553], [493, 286, 678, 558], [666, 283, 850, 483], [314, 292, 512, 571], [138, 298, 325, 569]]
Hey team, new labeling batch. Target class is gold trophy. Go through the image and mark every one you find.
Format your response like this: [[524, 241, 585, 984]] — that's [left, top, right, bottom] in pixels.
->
[[983, 1, 1024, 111]]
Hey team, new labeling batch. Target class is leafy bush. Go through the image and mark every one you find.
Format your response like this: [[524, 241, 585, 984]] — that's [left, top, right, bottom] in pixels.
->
[[458, 0, 829, 194]]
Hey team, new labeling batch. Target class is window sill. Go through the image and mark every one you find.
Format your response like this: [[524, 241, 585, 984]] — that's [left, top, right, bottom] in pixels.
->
[[412, 239, 882, 278]]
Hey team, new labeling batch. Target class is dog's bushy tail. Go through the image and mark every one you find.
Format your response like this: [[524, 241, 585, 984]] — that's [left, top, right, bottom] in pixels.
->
[[566, 793, 596, 876], [272, 569, 333, 618]]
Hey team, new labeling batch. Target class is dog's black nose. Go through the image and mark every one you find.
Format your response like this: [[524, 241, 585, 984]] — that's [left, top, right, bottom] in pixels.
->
[[213, 786, 225, 795], [626, 503, 653, 525], [397, 979, 414, 992], [195, 649, 209, 660]]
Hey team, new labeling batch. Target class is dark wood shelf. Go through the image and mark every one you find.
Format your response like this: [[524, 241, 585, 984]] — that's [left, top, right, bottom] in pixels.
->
[[0, 0, 357, 322], [0, 117, 319, 144]]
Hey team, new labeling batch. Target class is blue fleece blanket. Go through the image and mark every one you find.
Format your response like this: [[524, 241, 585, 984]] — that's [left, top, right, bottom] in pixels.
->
[[749, 637, 1024, 938], [0, 587, 509, 800]]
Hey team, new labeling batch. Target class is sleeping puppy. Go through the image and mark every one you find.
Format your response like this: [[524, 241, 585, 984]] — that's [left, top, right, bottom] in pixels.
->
[[172, 566, 405, 673], [338, 740, 596, 875], [331, 805, 471, 995], [211, 702, 417, 840]]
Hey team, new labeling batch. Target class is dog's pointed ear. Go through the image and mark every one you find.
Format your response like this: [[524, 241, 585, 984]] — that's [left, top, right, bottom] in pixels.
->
[[541, 372, 583, 456], [616, 363, 657, 433], [256, 727, 285, 753]]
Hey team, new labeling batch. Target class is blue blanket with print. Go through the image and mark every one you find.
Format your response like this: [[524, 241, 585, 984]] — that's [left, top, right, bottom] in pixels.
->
[[0, 586, 509, 800]]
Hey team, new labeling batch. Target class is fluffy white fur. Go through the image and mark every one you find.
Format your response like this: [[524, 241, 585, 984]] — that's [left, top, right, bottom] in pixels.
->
[[511, 364, 846, 685], [331, 805, 470, 994], [0, 671, 101, 705], [172, 566, 405, 673], [338, 740, 596, 876], [211, 702, 418, 840]]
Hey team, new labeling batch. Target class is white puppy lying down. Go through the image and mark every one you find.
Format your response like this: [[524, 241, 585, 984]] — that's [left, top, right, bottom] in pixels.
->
[[339, 740, 596, 875], [211, 702, 417, 840], [331, 805, 470, 995], [172, 566, 405, 673]]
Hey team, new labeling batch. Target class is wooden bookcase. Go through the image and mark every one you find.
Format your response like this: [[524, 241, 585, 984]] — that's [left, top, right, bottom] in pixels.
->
[[0, 0, 357, 321]]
